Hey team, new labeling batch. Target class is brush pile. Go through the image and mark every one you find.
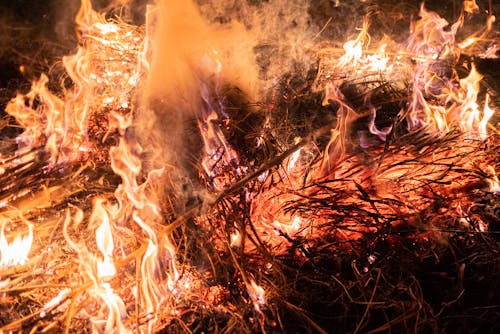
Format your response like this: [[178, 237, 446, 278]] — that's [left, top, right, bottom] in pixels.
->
[[0, 0, 499, 333]]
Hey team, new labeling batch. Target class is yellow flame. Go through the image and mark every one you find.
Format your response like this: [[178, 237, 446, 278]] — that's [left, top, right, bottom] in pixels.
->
[[456, 64, 484, 136], [458, 36, 477, 49], [273, 216, 303, 236], [479, 95, 494, 140], [485, 166, 500, 194], [230, 230, 242, 248], [5, 0, 145, 166], [338, 16, 370, 68], [5, 75, 67, 164], [93, 199, 117, 280], [139, 239, 161, 314], [90, 283, 128, 333], [0, 217, 33, 268]]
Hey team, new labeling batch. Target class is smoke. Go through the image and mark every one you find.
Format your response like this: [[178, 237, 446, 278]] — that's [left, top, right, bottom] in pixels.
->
[[195, 0, 318, 80], [135, 0, 320, 203], [142, 0, 260, 108]]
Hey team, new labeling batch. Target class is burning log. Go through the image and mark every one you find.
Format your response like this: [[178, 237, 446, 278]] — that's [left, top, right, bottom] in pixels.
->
[[0, 0, 499, 333]]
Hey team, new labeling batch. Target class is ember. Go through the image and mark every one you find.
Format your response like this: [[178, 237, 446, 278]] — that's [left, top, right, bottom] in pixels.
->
[[0, 0, 499, 333]]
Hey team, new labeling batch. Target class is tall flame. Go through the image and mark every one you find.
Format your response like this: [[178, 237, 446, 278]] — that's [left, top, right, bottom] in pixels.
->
[[30, 1, 181, 331], [93, 199, 117, 280]]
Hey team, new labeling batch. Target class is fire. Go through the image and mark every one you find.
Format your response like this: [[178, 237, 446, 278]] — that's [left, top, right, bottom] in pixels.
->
[[90, 282, 128, 333], [485, 166, 500, 194], [273, 216, 302, 236], [198, 51, 245, 191], [0, 216, 33, 268], [315, 3, 495, 151], [1, 0, 181, 331], [479, 95, 495, 141], [5, 75, 68, 164], [244, 2, 498, 255], [230, 229, 242, 248], [246, 278, 266, 312], [93, 199, 117, 280], [463, 0, 479, 14], [336, 16, 393, 74], [4, 0, 146, 167], [0, 0, 497, 332]]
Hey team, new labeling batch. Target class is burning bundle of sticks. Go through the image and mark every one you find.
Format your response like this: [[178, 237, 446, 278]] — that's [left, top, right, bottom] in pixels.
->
[[0, 0, 499, 333]]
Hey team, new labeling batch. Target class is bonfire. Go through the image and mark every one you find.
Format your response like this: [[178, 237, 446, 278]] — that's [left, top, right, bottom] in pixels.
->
[[0, 0, 498, 333]]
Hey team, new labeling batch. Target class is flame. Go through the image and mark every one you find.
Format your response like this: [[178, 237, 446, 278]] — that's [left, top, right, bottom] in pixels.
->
[[479, 95, 495, 140], [368, 103, 392, 142], [246, 279, 266, 312], [334, 17, 393, 76], [403, 6, 495, 140], [1, 0, 497, 332], [338, 16, 370, 68], [463, 0, 479, 14], [26, 1, 180, 331], [273, 216, 302, 236], [287, 140, 302, 170], [0, 216, 33, 268], [230, 229, 242, 248], [5, 75, 67, 164], [249, 3, 498, 255], [319, 83, 354, 176], [458, 36, 478, 49], [107, 110, 176, 318], [314, 16, 403, 175], [408, 4, 463, 60], [198, 53, 243, 191], [485, 166, 500, 194], [90, 283, 128, 333], [138, 239, 161, 314], [5, 0, 146, 166], [93, 199, 117, 280]]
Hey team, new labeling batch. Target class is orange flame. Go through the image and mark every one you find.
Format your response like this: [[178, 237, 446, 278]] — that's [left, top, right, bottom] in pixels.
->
[[5, 0, 147, 166], [463, 0, 479, 14]]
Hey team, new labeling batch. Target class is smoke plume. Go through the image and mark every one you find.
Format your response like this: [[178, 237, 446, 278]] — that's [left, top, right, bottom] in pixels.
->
[[136, 0, 320, 204]]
